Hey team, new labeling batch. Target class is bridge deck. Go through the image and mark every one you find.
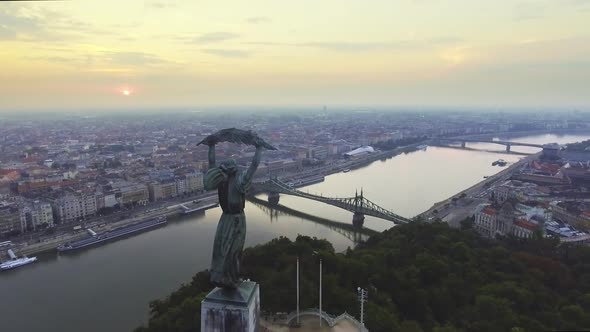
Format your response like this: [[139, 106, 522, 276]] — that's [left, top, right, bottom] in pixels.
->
[[437, 138, 544, 148]]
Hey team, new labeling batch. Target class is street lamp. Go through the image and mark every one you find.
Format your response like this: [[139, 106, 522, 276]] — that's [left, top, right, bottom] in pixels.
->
[[357, 287, 368, 327], [295, 256, 300, 327], [319, 257, 322, 328], [313, 251, 323, 328]]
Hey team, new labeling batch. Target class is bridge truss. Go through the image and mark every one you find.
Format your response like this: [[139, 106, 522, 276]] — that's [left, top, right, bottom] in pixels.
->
[[254, 178, 410, 224]]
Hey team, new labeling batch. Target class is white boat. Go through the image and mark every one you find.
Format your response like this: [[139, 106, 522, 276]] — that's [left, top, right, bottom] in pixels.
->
[[417, 144, 428, 150], [343, 169, 350, 173], [0, 256, 38, 271], [492, 159, 507, 166]]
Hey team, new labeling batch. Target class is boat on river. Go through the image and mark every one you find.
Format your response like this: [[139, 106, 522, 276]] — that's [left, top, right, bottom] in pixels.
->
[[1, 249, 37, 271], [492, 159, 507, 166], [57, 217, 167, 252], [417, 144, 428, 150]]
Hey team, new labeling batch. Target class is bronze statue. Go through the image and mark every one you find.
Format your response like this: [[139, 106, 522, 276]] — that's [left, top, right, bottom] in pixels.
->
[[199, 128, 276, 289]]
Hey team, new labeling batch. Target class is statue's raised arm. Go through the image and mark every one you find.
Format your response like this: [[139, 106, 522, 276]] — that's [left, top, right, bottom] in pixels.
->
[[198, 128, 277, 151], [242, 146, 263, 190], [207, 144, 216, 169]]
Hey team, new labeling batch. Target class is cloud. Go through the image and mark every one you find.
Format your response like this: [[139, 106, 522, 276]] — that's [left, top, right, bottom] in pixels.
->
[[246, 16, 271, 24], [300, 41, 422, 52], [0, 7, 44, 40], [246, 37, 462, 52], [513, 2, 545, 21], [0, 26, 17, 40], [201, 49, 250, 58], [147, 2, 176, 9], [0, 8, 41, 32], [569, 0, 590, 10], [30, 51, 169, 66], [104, 52, 166, 65], [0, 6, 113, 42], [194, 32, 239, 44], [25, 55, 80, 64], [116, 36, 137, 42]]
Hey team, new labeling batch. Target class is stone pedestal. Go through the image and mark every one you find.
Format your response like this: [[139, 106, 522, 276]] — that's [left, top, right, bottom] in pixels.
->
[[201, 281, 260, 332]]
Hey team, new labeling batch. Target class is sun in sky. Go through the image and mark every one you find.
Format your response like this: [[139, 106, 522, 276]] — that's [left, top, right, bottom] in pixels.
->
[[122, 89, 131, 96]]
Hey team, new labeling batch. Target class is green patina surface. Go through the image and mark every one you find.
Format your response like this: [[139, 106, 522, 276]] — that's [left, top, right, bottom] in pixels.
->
[[202, 128, 271, 289]]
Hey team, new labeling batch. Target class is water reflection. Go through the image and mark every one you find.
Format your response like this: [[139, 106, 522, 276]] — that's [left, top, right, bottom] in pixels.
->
[[248, 196, 374, 244]]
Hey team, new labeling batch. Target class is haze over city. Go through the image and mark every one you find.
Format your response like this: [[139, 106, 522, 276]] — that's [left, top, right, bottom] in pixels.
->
[[1, 0, 589, 111]]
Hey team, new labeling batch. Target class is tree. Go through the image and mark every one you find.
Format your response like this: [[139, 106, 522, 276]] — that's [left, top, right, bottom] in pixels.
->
[[136, 222, 590, 332], [433, 324, 462, 332], [560, 305, 590, 330], [400, 320, 424, 332], [460, 216, 474, 230]]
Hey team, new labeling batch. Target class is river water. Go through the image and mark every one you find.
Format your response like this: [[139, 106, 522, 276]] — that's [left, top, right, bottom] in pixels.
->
[[0, 133, 588, 332]]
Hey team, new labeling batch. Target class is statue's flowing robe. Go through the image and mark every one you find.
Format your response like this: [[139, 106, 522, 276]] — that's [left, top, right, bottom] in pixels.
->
[[204, 167, 252, 288]]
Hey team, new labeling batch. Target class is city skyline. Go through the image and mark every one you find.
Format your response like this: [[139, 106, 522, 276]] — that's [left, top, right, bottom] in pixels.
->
[[1, 0, 589, 110]]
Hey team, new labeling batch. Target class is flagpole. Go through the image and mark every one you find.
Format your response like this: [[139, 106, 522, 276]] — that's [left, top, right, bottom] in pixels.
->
[[297, 256, 300, 326], [319, 258, 322, 328]]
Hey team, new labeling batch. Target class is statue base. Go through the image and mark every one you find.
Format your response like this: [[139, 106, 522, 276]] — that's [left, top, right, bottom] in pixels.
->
[[201, 281, 260, 332]]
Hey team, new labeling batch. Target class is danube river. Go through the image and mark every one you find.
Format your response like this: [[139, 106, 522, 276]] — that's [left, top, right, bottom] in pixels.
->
[[0, 133, 588, 332]]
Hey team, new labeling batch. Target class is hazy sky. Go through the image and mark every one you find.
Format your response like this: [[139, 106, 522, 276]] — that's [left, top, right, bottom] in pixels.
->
[[0, 0, 589, 110]]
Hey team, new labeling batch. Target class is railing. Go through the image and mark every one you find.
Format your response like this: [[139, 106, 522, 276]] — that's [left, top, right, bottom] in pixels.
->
[[284, 309, 369, 331], [284, 308, 335, 326], [333, 312, 369, 332]]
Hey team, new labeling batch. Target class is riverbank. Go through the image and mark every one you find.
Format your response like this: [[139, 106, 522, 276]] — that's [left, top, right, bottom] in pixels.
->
[[279, 143, 425, 184], [453, 128, 590, 141], [418, 152, 540, 226], [11, 195, 219, 257], [258, 128, 587, 189]]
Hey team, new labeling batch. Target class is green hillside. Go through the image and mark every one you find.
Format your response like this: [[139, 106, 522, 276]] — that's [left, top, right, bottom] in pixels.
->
[[135, 221, 590, 332]]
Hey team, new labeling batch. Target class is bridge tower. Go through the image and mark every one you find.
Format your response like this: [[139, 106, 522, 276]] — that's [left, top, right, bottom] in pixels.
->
[[353, 230, 363, 244], [268, 192, 280, 205], [352, 189, 365, 228]]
